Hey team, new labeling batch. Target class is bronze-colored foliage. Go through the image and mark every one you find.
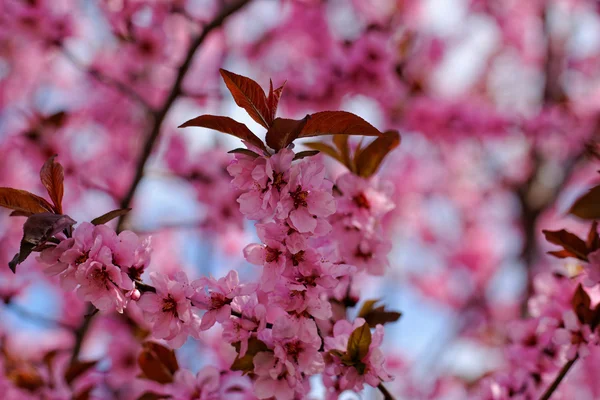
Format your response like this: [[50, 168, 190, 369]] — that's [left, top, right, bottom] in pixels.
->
[[40, 155, 65, 214], [91, 208, 131, 226], [230, 337, 269, 375], [138, 342, 179, 384], [569, 185, 600, 219], [357, 299, 402, 326]]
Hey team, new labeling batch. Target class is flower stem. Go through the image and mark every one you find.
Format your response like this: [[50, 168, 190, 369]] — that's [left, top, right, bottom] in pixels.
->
[[539, 355, 578, 400]]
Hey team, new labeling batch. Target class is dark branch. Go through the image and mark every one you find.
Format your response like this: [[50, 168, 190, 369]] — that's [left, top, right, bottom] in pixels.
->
[[539, 355, 578, 400], [115, 0, 252, 232]]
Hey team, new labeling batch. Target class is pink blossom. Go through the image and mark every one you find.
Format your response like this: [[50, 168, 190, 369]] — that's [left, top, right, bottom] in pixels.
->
[[554, 310, 598, 360], [192, 270, 256, 331], [324, 318, 393, 392], [276, 161, 335, 234], [136, 271, 199, 348], [171, 367, 220, 400]]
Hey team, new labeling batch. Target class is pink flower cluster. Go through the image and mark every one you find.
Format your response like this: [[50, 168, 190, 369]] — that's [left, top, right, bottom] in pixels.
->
[[330, 173, 395, 275], [225, 148, 393, 398], [38, 222, 151, 313]]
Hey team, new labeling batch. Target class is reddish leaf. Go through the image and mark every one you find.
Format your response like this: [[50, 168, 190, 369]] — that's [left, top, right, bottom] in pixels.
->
[[136, 392, 171, 400], [298, 111, 382, 139], [138, 342, 179, 384], [569, 185, 600, 219], [228, 148, 260, 158], [547, 250, 578, 259], [346, 323, 371, 362], [10, 210, 33, 217], [220, 69, 270, 128], [9, 213, 76, 273], [44, 111, 68, 128], [304, 142, 344, 164], [230, 337, 269, 375], [293, 150, 320, 160], [7, 365, 44, 392], [355, 130, 401, 178], [587, 221, 599, 251], [267, 79, 285, 123], [179, 115, 267, 153], [64, 360, 98, 385], [91, 208, 131, 226], [40, 155, 64, 214], [265, 116, 310, 151], [572, 284, 593, 324], [0, 188, 54, 215], [542, 229, 589, 261], [357, 299, 402, 326]]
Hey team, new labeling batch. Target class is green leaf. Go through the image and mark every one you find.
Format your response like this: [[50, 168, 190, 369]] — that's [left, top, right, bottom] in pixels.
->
[[346, 323, 372, 362], [569, 185, 600, 219]]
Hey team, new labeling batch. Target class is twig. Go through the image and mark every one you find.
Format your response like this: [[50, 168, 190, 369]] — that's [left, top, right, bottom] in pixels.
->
[[377, 383, 395, 400], [69, 304, 98, 365], [67, 2, 251, 362], [539, 355, 578, 400], [115, 0, 252, 232], [60, 46, 154, 111]]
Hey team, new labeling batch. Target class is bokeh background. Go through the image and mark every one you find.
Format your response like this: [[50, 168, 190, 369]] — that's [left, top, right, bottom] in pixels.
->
[[2, 0, 600, 398]]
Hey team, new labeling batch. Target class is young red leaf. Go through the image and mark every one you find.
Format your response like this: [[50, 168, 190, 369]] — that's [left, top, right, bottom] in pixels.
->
[[569, 185, 600, 219], [265, 116, 310, 151], [138, 342, 179, 384], [0, 188, 54, 215], [358, 300, 402, 327], [346, 323, 372, 362], [91, 208, 131, 226], [542, 229, 589, 261], [220, 69, 271, 128], [39, 155, 64, 214], [587, 221, 599, 251], [572, 284, 593, 324], [293, 150, 320, 160], [64, 360, 98, 385], [355, 130, 401, 178], [179, 115, 267, 153], [7, 364, 44, 391], [136, 392, 171, 400], [9, 213, 76, 273], [298, 111, 382, 139], [267, 79, 285, 123], [228, 148, 260, 158]]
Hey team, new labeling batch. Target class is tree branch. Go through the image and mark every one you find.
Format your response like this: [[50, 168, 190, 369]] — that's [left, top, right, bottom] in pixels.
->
[[60, 46, 154, 111], [115, 0, 252, 232], [377, 383, 395, 400], [539, 355, 578, 400]]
